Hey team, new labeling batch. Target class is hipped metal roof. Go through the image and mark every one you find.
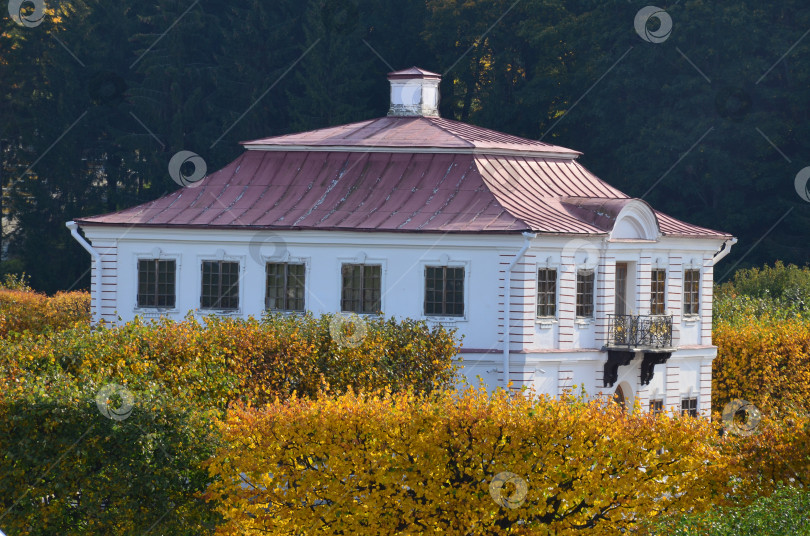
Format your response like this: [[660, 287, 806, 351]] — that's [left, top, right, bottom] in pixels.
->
[[75, 115, 730, 238]]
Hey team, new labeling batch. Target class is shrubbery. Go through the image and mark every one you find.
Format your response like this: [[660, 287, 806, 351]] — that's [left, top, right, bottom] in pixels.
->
[[650, 484, 810, 535], [714, 261, 810, 324], [0, 310, 459, 535], [0, 376, 222, 536], [713, 317, 810, 417], [0, 313, 458, 406], [3, 263, 810, 535], [720, 261, 810, 305], [206, 388, 728, 536], [202, 387, 810, 535], [0, 285, 90, 337]]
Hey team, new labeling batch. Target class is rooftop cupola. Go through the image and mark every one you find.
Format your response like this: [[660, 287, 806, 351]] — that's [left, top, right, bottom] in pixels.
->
[[387, 67, 441, 117]]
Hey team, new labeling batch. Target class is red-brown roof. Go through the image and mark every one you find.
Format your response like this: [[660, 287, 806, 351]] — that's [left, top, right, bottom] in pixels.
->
[[75, 148, 730, 238], [241, 116, 581, 157], [388, 67, 441, 79]]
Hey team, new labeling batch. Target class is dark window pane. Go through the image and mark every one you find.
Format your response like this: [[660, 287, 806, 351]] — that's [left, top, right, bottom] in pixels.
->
[[681, 397, 698, 417], [537, 269, 557, 317], [576, 271, 594, 317], [424, 266, 465, 317], [266, 263, 305, 312], [341, 264, 381, 313], [138, 259, 175, 308], [651, 269, 666, 315], [201, 261, 239, 310], [683, 270, 700, 315]]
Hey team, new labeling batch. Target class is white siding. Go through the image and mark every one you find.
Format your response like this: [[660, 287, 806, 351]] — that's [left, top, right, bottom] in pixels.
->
[[80, 226, 726, 413]]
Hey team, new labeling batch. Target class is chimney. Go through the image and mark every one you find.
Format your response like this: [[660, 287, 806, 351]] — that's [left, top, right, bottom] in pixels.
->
[[387, 67, 441, 117]]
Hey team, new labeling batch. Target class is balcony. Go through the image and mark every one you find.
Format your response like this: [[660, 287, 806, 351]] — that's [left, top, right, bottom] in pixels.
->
[[606, 314, 673, 350], [603, 314, 674, 388]]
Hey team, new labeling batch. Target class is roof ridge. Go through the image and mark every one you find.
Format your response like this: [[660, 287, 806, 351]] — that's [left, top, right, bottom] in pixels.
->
[[420, 116, 475, 148]]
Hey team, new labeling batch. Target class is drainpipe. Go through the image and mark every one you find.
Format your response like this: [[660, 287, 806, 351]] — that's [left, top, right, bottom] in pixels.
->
[[710, 237, 738, 265], [66, 221, 102, 324], [503, 231, 537, 391]]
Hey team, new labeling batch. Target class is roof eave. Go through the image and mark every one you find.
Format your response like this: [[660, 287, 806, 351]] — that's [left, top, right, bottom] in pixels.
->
[[70, 221, 536, 234], [240, 144, 581, 159]]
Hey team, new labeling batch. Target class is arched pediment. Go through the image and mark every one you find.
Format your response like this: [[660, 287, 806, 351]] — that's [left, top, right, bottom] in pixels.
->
[[559, 197, 661, 240], [610, 200, 660, 241]]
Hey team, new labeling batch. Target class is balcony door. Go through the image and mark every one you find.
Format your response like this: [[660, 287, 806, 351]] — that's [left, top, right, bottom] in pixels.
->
[[615, 263, 629, 315]]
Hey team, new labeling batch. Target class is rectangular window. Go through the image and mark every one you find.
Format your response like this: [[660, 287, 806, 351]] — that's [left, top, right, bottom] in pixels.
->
[[681, 397, 698, 417], [425, 266, 465, 317], [683, 269, 700, 315], [201, 261, 239, 310], [576, 270, 595, 318], [137, 259, 176, 308], [266, 263, 305, 312], [615, 263, 628, 315], [651, 269, 667, 315], [341, 264, 381, 314], [537, 268, 557, 317], [650, 399, 664, 416]]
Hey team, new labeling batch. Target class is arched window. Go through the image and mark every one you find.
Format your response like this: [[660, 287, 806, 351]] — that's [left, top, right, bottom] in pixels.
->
[[613, 385, 627, 410]]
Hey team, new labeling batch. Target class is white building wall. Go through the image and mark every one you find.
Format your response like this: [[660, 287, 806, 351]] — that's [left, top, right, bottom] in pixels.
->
[[668, 255, 683, 346], [91, 238, 118, 323], [80, 225, 727, 414]]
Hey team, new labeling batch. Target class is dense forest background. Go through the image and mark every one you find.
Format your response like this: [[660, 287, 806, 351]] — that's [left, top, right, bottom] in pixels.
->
[[1, 0, 808, 293]]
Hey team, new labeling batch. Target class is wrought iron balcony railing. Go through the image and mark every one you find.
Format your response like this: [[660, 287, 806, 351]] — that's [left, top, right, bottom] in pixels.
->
[[606, 314, 673, 350]]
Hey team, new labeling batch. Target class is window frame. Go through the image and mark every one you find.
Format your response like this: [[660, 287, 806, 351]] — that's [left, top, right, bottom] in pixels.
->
[[200, 259, 241, 311], [681, 396, 698, 418], [536, 268, 558, 318], [135, 255, 180, 311], [576, 269, 595, 318], [265, 262, 307, 312], [650, 268, 667, 315], [650, 399, 664, 416], [340, 263, 383, 314], [424, 265, 465, 318], [683, 269, 701, 316]]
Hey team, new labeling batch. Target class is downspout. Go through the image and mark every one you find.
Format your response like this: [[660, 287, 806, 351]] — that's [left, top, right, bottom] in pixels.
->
[[710, 237, 738, 265], [66, 221, 102, 324], [503, 231, 537, 391]]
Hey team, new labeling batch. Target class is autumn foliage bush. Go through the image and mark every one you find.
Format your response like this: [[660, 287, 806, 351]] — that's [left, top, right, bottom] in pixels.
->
[[4, 264, 810, 534], [712, 263, 810, 489], [0, 312, 459, 534], [205, 388, 729, 536], [0, 313, 458, 405], [0, 287, 90, 336], [713, 316, 810, 417]]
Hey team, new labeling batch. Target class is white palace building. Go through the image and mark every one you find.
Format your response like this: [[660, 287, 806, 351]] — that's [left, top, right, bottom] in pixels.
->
[[68, 67, 736, 416]]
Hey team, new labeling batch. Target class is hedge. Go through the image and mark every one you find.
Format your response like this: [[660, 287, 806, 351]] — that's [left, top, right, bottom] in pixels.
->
[[0, 313, 460, 406], [649, 484, 810, 535], [204, 388, 729, 536], [0, 312, 459, 535], [0, 288, 90, 337], [0, 375, 221, 536], [713, 315, 810, 417]]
